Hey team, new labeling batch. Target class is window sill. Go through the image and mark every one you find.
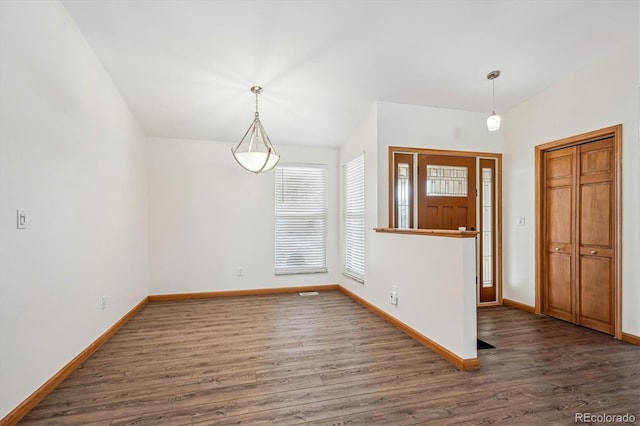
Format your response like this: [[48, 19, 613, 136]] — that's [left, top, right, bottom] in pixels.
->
[[275, 269, 328, 275], [342, 272, 364, 284]]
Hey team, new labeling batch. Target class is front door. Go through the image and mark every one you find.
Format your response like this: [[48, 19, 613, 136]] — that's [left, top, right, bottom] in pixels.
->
[[390, 148, 502, 305], [417, 155, 476, 230]]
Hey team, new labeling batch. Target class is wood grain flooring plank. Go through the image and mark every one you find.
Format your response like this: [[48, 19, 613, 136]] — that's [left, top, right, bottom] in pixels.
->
[[254, 360, 638, 425], [198, 353, 639, 424], [17, 292, 640, 425]]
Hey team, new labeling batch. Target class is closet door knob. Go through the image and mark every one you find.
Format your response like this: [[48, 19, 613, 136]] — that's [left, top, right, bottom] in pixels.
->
[[590, 250, 597, 255], [554, 247, 560, 251]]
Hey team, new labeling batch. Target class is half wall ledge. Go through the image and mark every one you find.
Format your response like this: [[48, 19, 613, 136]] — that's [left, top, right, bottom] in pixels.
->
[[374, 228, 478, 238]]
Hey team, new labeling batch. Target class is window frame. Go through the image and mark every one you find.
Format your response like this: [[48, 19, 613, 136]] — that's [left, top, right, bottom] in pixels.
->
[[274, 163, 328, 275]]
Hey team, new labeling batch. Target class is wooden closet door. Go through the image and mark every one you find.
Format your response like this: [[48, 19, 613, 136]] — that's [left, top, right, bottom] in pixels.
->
[[543, 146, 577, 323], [577, 138, 615, 334], [543, 138, 616, 335]]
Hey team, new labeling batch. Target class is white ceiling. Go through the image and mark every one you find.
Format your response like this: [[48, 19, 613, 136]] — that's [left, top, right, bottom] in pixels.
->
[[61, 0, 637, 147]]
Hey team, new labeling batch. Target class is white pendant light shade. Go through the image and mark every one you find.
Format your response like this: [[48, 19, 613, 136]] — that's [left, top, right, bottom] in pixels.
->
[[234, 150, 280, 173], [487, 112, 501, 132], [231, 86, 280, 173]]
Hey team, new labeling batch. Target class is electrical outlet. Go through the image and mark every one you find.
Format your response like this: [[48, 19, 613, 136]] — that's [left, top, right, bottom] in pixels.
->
[[390, 286, 398, 305], [101, 296, 107, 310], [516, 216, 526, 226], [237, 267, 244, 277]]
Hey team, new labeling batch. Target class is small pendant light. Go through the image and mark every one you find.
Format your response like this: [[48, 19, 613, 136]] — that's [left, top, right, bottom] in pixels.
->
[[231, 86, 280, 173], [486, 70, 501, 132]]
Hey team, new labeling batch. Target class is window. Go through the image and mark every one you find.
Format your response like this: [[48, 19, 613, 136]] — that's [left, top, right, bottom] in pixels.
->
[[392, 152, 414, 228], [274, 164, 328, 274], [426, 165, 468, 196], [396, 162, 411, 228], [343, 154, 365, 282], [481, 166, 494, 289]]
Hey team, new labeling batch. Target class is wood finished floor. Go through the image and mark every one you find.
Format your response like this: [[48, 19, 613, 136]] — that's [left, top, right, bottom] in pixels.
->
[[19, 291, 640, 425]]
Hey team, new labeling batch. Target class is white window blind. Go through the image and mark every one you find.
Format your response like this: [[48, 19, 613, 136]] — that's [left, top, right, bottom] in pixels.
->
[[343, 154, 365, 281], [275, 164, 328, 275]]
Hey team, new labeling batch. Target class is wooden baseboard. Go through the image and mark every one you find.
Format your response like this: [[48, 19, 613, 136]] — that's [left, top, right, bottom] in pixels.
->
[[622, 332, 640, 346], [503, 298, 536, 313], [338, 286, 479, 370], [148, 285, 340, 302], [477, 302, 501, 308], [1, 297, 148, 426]]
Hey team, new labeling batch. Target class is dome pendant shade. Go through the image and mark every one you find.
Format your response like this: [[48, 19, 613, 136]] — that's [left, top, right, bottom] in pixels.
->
[[487, 111, 501, 132], [232, 116, 280, 173], [231, 86, 280, 173]]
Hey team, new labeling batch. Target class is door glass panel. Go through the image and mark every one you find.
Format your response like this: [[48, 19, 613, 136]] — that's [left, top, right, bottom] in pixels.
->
[[482, 167, 493, 288], [396, 163, 410, 229], [426, 165, 468, 196]]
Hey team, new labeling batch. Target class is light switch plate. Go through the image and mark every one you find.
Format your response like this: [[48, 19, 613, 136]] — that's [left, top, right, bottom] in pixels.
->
[[17, 209, 27, 229], [516, 216, 526, 227]]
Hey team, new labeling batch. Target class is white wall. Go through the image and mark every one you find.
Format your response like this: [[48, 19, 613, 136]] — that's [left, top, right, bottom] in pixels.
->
[[147, 137, 339, 294], [369, 232, 477, 359], [339, 102, 496, 360], [0, 1, 149, 419], [503, 38, 640, 336]]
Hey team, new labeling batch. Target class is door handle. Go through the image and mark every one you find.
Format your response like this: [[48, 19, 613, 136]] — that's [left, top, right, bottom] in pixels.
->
[[554, 247, 560, 251], [590, 250, 597, 255]]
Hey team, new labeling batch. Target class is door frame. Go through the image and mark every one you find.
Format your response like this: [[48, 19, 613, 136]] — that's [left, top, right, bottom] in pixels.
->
[[534, 124, 622, 339], [388, 146, 503, 305]]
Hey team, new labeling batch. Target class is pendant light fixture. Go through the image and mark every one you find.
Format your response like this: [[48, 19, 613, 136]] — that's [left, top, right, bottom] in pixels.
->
[[486, 70, 501, 132], [231, 86, 280, 173]]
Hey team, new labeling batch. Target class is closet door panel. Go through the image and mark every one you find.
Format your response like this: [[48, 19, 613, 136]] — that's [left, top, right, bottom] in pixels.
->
[[543, 147, 576, 323], [545, 253, 573, 321], [577, 138, 615, 334]]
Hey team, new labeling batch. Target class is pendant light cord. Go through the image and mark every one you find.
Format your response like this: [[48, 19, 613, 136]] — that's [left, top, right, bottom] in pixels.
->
[[492, 79, 496, 113], [487, 70, 500, 115]]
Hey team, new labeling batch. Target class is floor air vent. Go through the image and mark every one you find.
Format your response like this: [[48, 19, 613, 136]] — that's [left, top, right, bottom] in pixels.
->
[[299, 291, 319, 296]]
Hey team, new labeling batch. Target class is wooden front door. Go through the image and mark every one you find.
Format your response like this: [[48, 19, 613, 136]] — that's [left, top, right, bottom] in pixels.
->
[[542, 137, 616, 334], [417, 155, 476, 230]]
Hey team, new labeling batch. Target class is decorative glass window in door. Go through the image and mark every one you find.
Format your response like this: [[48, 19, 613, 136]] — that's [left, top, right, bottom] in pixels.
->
[[481, 167, 493, 288], [396, 163, 411, 229], [426, 165, 468, 197]]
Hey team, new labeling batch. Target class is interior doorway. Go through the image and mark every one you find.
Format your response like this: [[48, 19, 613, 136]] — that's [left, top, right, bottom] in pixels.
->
[[535, 125, 622, 338]]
